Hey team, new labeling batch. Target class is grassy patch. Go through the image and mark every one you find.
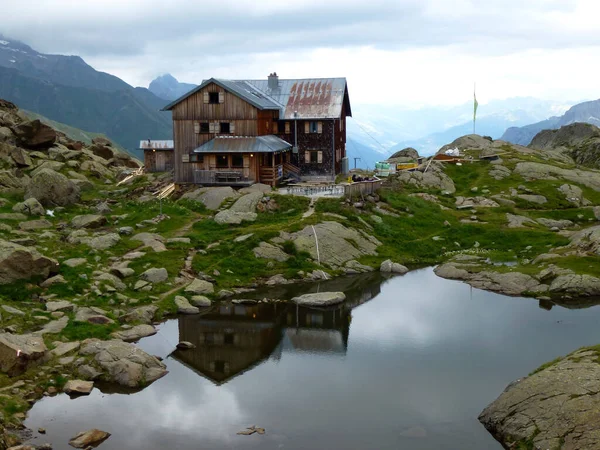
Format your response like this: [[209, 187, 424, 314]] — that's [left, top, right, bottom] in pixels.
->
[[59, 320, 119, 341], [529, 356, 563, 376]]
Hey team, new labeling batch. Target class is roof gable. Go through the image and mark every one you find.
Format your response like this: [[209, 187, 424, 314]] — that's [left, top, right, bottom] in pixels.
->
[[161, 78, 282, 111]]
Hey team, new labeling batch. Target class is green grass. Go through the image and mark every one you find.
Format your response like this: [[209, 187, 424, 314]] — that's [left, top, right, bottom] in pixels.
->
[[59, 320, 119, 341], [551, 256, 600, 278]]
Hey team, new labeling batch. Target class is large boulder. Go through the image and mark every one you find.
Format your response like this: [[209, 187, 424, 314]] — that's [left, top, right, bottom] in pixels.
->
[[0, 239, 58, 284], [479, 348, 600, 449], [12, 198, 45, 216], [0, 333, 48, 376], [184, 278, 214, 295], [79, 339, 168, 388], [89, 144, 115, 161], [174, 296, 199, 315], [180, 186, 239, 210], [434, 263, 548, 296], [387, 147, 419, 161], [139, 268, 168, 284], [120, 305, 158, 324], [71, 214, 107, 229], [0, 169, 29, 192], [393, 164, 456, 193], [229, 191, 263, 213], [282, 221, 381, 267], [380, 260, 408, 274], [12, 119, 56, 149], [25, 168, 81, 207], [214, 210, 257, 225], [111, 325, 157, 342], [549, 274, 600, 296], [253, 242, 289, 262], [568, 225, 600, 255], [292, 292, 346, 306]]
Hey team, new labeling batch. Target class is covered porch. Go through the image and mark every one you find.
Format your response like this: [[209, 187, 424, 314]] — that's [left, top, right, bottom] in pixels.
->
[[192, 136, 297, 186]]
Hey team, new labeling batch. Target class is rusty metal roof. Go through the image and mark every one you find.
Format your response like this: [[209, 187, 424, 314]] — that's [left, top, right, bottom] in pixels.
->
[[161, 76, 351, 120], [193, 135, 292, 154], [138, 140, 174, 150], [244, 78, 351, 119]]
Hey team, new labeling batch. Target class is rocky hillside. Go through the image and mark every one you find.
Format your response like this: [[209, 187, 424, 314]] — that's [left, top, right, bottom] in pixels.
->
[[501, 98, 600, 146], [0, 36, 172, 157], [2, 95, 600, 448]]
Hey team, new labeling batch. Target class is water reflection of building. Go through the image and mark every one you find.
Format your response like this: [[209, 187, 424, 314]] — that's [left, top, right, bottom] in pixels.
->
[[173, 304, 283, 384], [171, 274, 384, 385]]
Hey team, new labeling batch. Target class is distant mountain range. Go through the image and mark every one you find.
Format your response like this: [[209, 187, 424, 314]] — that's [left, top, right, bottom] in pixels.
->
[[501, 99, 600, 146], [0, 34, 172, 158], [0, 33, 587, 167], [149, 74, 196, 101]]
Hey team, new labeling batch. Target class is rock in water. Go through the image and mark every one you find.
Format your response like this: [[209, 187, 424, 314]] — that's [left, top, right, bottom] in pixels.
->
[[63, 380, 94, 396], [0, 239, 58, 285], [291, 292, 346, 306], [68, 429, 111, 448], [0, 333, 48, 376], [79, 339, 168, 388], [380, 259, 409, 274], [25, 168, 81, 207], [174, 296, 199, 315], [479, 348, 600, 449]]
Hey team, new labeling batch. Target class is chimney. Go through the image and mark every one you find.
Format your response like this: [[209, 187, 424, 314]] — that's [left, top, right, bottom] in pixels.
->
[[268, 72, 279, 90]]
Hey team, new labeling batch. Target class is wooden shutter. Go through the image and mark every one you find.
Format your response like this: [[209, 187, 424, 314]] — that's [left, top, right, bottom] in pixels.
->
[[203, 92, 209, 104], [285, 122, 290, 134], [304, 122, 309, 133], [305, 152, 310, 163], [219, 92, 225, 103], [317, 151, 323, 163], [318, 122, 323, 134], [194, 123, 200, 134], [230, 122, 235, 134], [209, 122, 215, 133]]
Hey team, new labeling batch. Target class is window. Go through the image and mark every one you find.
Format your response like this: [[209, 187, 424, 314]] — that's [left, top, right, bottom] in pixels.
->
[[277, 121, 286, 133], [199, 122, 209, 133], [189, 153, 204, 163], [220, 122, 230, 133], [305, 121, 323, 134], [209, 92, 220, 104], [224, 333, 234, 345], [216, 154, 229, 168], [231, 154, 243, 168], [305, 150, 323, 164]]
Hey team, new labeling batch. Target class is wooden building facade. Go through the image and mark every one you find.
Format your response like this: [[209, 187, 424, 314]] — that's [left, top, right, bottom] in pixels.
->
[[162, 75, 352, 185], [140, 140, 174, 172]]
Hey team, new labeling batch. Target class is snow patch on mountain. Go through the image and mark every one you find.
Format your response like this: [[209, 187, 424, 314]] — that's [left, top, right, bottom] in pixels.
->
[[0, 40, 9, 46]]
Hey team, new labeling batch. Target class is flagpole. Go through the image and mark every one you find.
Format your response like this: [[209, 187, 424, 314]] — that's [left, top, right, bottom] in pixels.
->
[[473, 82, 476, 135]]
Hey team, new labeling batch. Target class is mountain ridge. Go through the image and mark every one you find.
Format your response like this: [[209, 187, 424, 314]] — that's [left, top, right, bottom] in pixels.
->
[[501, 99, 600, 146]]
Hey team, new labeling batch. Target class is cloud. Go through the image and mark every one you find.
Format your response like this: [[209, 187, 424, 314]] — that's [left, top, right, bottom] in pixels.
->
[[1, 0, 600, 105]]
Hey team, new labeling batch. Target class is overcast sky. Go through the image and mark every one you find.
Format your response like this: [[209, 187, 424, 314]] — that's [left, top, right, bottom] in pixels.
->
[[2, 0, 600, 107]]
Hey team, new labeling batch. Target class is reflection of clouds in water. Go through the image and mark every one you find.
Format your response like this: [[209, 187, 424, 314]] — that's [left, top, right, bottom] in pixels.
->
[[349, 268, 529, 349]]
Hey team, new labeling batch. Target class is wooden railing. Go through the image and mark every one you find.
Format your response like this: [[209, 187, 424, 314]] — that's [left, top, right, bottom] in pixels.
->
[[260, 165, 283, 186], [194, 170, 251, 185], [344, 178, 382, 198], [283, 162, 300, 175]]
